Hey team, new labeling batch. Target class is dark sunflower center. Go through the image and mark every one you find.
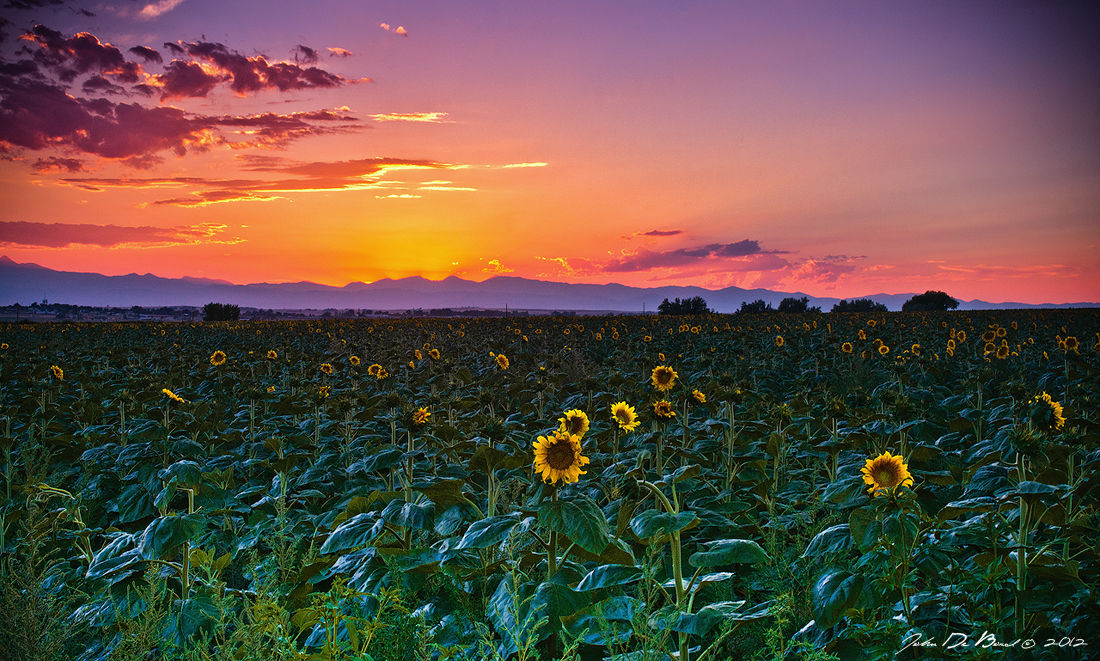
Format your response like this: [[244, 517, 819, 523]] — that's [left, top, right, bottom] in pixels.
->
[[615, 410, 631, 423], [567, 418, 585, 434], [874, 467, 897, 487], [546, 440, 576, 470], [657, 371, 671, 384]]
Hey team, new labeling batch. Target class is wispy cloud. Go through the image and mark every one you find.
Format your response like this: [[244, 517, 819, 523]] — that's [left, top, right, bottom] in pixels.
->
[[379, 23, 409, 37], [622, 228, 683, 239], [368, 112, 451, 123], [0, 221, 241, 248], [327, 47, 353, 57], [138, 0, 186, 19], [483, 258, 513, 274]]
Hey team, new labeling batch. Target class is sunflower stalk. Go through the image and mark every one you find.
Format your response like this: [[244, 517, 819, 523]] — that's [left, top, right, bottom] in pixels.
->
[[1015, 453, 1029, 638], [637, 479, 691, 661], [118, 400, 127, 447]]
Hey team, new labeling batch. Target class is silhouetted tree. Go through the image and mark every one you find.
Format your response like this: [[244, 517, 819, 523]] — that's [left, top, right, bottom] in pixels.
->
[[777, 296, 821, 313], [831, 298, 888, 313], [202, 302, 240, 322], [658, 296, 711, 315], [902, 290, 959, 312], [738, 299, 775, 314]]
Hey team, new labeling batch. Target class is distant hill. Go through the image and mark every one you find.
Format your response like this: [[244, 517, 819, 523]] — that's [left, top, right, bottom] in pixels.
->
[[0, 256, 1094, 312]]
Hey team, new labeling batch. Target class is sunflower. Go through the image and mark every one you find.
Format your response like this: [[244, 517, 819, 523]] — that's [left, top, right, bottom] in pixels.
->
[[318, 385, 331, 398], [266, 350, 278, 360], [408, 360, 415, 368], [860, 451, 914, 497], [653, 400, 676, 419], [266, 385, 276, 393], [1031, 392, 1065, 431], [610, 402, 639, 432], [841, 342, 853, 354], [495, 354, 510, 370], [658, 352, 666, 362], [367, 363, 383, 377], [414, 349, 423, 360], [692, 389, 706, 404], [857, 329, 866, 341], [995, 344, 1010, 360], [1062, 336, 1079, 352], [775, 335, 785, 348], [878, 344, 890, 356], [650, 365, 678, 392], [867, 319, 877, 328], [956, 330, 966, 343], [982, 330, 996, 343], [320, 362, 334, 375], [947, 338, 956, 351], [643, 335, 652, 343], [532, 430, 590, 485], [910, 343, 921, 356], [210, 350, 227, 366], [50, 364, 64, 380], [349, 355, 361, 366], [412, 406, 431, 426], [429, 348, 441, 360], [162, 388, 187, 404], [558, 409, 590, 437], [375, 367, 390, 380]]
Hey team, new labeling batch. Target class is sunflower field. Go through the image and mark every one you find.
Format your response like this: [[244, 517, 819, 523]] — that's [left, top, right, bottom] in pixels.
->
[[0, 310, 1097, 661]]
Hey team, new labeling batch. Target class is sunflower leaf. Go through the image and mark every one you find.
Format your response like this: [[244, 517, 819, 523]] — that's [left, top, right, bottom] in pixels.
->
[[688, 538, 769, 568], [538, 495, 611, 555]]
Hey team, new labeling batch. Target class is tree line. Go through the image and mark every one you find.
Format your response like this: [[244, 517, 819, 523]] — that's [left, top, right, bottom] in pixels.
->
[[657, 290, 959, 315]]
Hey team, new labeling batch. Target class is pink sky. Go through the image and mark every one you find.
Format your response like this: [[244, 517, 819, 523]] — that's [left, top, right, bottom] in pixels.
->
[[1, 1, 1097, 303]]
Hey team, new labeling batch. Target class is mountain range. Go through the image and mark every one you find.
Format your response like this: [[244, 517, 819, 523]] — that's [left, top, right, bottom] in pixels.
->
[[1, 256, 1094, 312]]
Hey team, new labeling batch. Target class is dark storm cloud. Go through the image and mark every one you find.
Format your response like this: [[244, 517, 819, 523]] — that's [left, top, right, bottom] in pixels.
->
[[0, 220, 237, 247], [128, 45, 162, 63], [292, 44, 319, 64], [603, 239, 787, 272], [30, 155, 83, 172]]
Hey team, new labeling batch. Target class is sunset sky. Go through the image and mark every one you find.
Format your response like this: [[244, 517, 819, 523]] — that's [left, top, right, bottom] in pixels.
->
[[1, 0, 1098, 303]]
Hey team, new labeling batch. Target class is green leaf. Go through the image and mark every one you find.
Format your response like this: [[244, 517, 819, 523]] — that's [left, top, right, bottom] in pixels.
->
[[688, 539, 769, 568], [413, 479, 468, 508], [380, 499, 435, 530], [469, 445, 527, 472], [533, 580, 592, 620], [673, 600, 773, 635], [849, 507, 881, 551], [138, 514, 202, 561], [576, 564, 643, 592], [319, 513, 385, 555], [538, 496, 611, 555], [937, 497, 998, 521], [455, 515, 533, 550], [629, 510, 698, 541], [812, 570, 863, 628], [802, 524, 852, 558]]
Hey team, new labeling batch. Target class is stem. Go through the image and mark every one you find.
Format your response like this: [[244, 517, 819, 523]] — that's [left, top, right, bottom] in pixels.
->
[[1016, 454, 1028, 638], [548, 489, 558, 579], [638, 480, 689, 661]]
